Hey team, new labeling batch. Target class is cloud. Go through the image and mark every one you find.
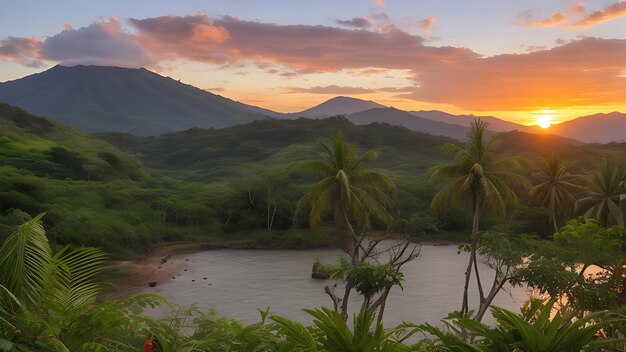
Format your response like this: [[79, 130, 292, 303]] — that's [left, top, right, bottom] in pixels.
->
[[398, 37, 626, 110], [128, 14, 474, 72], [571, 1, 626, 28], [519, 2, 585, 27], [286, 85, 414, 94], [377, 86, 414, 92], [39, 17, 155, 67], [1, 14, 624, 113], [0, 37, 43, 67], [376, 0, 384, 6], [335, 17, 371, 28], [417, 16, 436, 34], [525, 12, 567, 27], [285, 85, 375, 94], [129, 15, 229, 63]]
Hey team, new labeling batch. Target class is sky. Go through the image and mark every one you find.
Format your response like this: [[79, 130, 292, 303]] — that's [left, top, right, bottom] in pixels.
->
[[1, 0, 625, 126]]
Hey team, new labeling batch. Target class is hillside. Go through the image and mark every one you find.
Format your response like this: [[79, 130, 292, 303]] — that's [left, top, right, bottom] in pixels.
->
[[0, 65, 272, 135], [0, 104, 227, 255], [290, 96, 386, 118], [97, 116, 456, 182], [0, 103, 144, 181], [347, 107, 469, 141]]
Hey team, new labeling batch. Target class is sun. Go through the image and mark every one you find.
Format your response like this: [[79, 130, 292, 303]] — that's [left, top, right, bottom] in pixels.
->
[[537, 116, 552, 129], [535, 112, 554, 129]]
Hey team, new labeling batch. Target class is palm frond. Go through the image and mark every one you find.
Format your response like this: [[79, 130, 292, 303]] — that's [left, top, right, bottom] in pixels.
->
[[0, 214, 51, 306]]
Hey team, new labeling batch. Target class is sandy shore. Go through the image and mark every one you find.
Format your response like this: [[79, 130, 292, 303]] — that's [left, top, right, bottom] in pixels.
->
[[104, 243, 210, 298]]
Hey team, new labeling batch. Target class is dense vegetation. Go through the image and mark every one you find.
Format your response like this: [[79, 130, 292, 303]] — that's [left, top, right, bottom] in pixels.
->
[[1, 104, 625, 257], [2, 103, 626, 351]]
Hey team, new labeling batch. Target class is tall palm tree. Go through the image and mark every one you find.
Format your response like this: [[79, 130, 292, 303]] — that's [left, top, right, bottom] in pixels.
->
[[287, 130, 395, 241], [287, 131, 396, 320], [532, 155, 582, 232], [430, 119, 529, 317], [577, 159, 626, 227]]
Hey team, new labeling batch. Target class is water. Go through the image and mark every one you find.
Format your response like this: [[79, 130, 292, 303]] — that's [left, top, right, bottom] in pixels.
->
[[148, 243, 530, 326]]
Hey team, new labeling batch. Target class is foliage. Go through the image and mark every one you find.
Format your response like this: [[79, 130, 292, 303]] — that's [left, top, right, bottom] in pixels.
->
[[420, 300, 619, 352], [531, 154, 582, 231], [287, 130, 396, 232], [576, 159, 626, 227], [272, 307, 410, 352], [516, 219, 626, 312]]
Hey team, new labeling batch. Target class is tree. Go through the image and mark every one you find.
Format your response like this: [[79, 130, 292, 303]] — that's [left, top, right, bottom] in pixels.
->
[[287, 131, 417, 321], [577, 159, 626, 227], [430, 119, 529, 318], [287, 130, 395, 237], [531, 154, 582, 232]]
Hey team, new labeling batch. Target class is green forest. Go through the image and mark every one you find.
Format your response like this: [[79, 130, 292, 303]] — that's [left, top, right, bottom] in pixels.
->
[[2, 103, 626, 351]]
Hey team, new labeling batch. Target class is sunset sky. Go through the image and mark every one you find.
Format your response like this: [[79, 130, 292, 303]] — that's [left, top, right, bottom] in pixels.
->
[[1, 0, 625, 126]]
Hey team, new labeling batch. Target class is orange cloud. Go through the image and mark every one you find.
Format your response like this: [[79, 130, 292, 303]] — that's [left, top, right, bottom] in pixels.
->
[[129, 15, 229, 63], [417, 16, 436, 34], [399, 37, 626, 110], [571, 1, 626, 27], [520, 2, 585, 27], [376, 0, 384, 6]]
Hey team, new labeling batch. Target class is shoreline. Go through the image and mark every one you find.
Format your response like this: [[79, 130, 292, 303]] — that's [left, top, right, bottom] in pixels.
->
[[104, 237, 464, 297]]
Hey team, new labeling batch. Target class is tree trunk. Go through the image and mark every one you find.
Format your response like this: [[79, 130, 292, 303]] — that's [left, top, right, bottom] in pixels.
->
[[474, 273, 507, 322], [340, 282, 352, 320], [461, 199, 480, 316], [269, 203, 277, 230], [267, 189, 270, 230], [552, 207, 559, 233]]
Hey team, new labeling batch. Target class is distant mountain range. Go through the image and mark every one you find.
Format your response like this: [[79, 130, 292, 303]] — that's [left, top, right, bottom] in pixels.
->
[[0, 65, 624, 142]]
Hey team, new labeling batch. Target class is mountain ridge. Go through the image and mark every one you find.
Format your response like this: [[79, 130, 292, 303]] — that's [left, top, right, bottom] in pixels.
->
[[1, 65, 623, 142]]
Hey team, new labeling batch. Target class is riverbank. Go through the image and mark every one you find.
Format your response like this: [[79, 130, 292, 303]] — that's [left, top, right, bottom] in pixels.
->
[[103, 231, 465, 298]]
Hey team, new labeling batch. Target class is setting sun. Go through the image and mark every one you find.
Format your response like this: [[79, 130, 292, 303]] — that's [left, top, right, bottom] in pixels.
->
[[537, 115, 552, 129], [534, 109, 556, 129]]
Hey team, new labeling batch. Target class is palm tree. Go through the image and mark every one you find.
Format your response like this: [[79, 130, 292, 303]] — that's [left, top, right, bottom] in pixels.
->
[[577, 159, 626, 227], [430, 119, 529, 317], [532, 155, 582, 232], [287, 130, 395, 243], [287, 131, 397, 320]]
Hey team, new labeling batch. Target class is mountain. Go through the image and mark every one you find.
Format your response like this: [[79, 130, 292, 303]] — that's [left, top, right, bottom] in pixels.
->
[[409, 110, 533, 132], [291, 96, 386, 118], [347, 107, 469, 141], [546, 112, 626, 143], [0, 65, 275, 135]]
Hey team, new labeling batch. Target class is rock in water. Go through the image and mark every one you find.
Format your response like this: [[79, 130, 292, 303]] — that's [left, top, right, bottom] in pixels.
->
[[148, 281, 158, 287], [311, 260, 329, 280]]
